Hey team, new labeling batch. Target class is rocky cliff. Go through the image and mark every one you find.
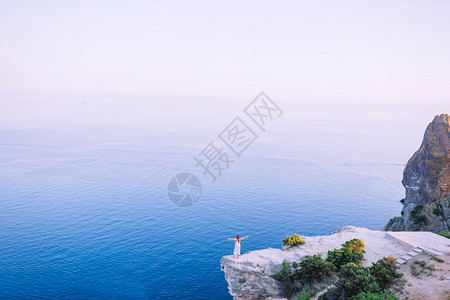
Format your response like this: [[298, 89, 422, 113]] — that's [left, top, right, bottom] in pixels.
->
[[384, 113, 450, 232], [221, 226, 409, 300], [220, 226, 450, 299]]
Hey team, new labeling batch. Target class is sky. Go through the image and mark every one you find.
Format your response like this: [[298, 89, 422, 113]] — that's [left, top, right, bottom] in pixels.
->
[[0, 1, 449, 105]]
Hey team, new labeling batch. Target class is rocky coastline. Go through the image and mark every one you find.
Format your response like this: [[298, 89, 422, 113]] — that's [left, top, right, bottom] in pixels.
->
[[221, 114, 450, 299]]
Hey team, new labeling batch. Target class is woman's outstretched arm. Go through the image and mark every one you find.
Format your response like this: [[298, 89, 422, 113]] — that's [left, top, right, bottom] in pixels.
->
[[228, 238, 237, 241], [241, 236, 249, 240]]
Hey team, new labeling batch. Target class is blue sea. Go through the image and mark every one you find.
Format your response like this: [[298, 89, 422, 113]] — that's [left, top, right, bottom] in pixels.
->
[[0, 94, 446, 299]]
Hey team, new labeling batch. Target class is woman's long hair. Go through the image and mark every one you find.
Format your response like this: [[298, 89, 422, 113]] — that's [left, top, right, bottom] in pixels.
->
[[236, 235, 240, 242]]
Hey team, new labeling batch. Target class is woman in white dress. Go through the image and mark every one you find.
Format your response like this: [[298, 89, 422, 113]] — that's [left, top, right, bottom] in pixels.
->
[[228, 235, 249, 258]]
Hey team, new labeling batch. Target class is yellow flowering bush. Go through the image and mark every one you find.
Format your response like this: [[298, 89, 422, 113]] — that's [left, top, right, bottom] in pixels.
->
[[342, 238, 365, 253], [282, 234, 305, 247]]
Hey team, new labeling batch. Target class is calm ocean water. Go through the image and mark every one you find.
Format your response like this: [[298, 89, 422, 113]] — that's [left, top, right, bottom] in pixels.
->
[[0, 95, 446, 299]]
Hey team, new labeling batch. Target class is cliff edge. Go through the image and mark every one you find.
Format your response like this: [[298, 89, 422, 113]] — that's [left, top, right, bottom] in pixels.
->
[[221, 226, 450, 299], [384, 113, 450, 232]]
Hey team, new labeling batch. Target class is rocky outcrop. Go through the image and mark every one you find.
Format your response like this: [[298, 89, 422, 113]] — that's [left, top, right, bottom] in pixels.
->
[[221, 226, 450, 299], [221, 226, 414, 300], [220, 249, 284, 300], [384, 114, 450, 232]]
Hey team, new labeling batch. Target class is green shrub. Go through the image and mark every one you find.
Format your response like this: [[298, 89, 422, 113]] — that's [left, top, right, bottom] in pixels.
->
[[414, 260, 426, 267], [272, 260, 296, 297], [326, 249, 345, 268], [438, 231, 450, 239], [238, 278, 246, 283], [339, 263, 381, 298], [431, 256, 444, 263], [272, 260, 291, 281], [283, 234, 305, 247], [413, 215, 427, 224], [327, 249, 363, 269], [432, 206, 443, 216], [410, 204, 424, 217], [318, 286, 342, 300], [426, 264, 435, 271], [293, 255, 334, 284], [410, 265, 420, 277], [410, 205, 427, 224], [370, 256, 403, 290], [296, 290, 312, 300], [326, 239, 365, 269], [349, 291, 399, 300], [337, 256, 402, 297]]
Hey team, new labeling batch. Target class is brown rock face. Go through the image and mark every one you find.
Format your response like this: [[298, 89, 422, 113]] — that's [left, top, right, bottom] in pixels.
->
[[384, 114, 450, 232]]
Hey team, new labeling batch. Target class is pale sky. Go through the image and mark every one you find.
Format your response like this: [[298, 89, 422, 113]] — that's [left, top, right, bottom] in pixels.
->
[[1, 1, 449, 104]]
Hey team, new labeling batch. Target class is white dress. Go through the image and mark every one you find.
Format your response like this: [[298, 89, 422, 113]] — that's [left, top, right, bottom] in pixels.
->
[[233, 240, 241, 256]]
